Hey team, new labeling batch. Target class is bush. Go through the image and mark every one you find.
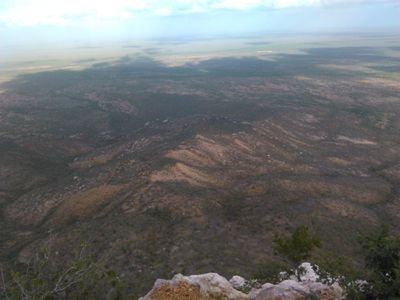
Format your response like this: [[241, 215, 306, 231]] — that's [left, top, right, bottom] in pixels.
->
[[252, 260, 291, 284], [359, 225, 400, 299], [0, 245, 122, 300], [273, 225, 321, 266]]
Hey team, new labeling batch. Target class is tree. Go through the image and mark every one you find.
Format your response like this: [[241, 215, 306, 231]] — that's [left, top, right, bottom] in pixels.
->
[[273, 225, 321, 268], [359, 225, 400, 299]]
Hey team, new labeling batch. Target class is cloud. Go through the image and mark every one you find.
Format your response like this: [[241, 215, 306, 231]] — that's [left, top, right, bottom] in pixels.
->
[[213, 0, 321, 10], [0, 0, 149, 26], [0, 0, 396, 27]]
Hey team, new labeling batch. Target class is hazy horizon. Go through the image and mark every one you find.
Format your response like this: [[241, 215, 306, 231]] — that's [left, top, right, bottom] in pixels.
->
[[1, 0, 399, 49]]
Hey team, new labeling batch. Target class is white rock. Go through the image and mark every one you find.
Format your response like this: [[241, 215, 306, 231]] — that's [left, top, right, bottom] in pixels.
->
[[183, 273, 248, 299], [354, 279, 369, 292], [261, 283, 275, 289], [331, 282, 344, 298], [230, 275, 247, 289], [298, 262, 319, 282], [279, 271, 291, 281], [250, 279, 344, 300], [278, 280, 310, 293], [252, 280, 308, 300]]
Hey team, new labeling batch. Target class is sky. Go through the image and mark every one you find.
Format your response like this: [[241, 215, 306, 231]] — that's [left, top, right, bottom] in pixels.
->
[[0, 0, 399, 47]]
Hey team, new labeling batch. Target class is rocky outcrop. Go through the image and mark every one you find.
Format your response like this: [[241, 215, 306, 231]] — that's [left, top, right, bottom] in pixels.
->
[[141, 265, 345, 300], [140, 273, 249, 300], [249, 280, 343, 300]]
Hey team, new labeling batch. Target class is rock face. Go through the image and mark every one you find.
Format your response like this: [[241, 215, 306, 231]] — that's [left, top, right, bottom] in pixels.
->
[[141, 266, 345, 300]]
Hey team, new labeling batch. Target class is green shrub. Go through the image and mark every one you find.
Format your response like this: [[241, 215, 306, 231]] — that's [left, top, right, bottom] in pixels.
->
[[0, 245, 122, 300], [273, 225, 321, 266], [252, 260, 290, 284], [359, 225, 400, 299]]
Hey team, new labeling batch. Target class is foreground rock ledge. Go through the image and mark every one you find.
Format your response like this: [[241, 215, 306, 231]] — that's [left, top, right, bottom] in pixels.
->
[[140, 272, 344, 300]]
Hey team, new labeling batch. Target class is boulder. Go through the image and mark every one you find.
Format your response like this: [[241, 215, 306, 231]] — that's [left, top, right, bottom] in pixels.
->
[[230, 275, 247, 289], [250, 280, 308, 300], [249, 280, 344, 300], [298, 263, 319, 282], [141, 273, 249, 300]]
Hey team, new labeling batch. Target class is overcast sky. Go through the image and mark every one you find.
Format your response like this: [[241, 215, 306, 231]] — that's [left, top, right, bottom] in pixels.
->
[[0, 0, 399, 47]]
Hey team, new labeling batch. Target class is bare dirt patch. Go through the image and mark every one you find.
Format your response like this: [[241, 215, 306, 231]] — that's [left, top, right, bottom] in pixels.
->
[[50, 184, 126, 224], [151, 163, 218, 186], [166, 148, 217, 168], [337, 135, 377, 145], [319, 199, 377, 223], [328, 157, 352, 166], [148, 282, 212, 300], [70, 145, 125, 170]]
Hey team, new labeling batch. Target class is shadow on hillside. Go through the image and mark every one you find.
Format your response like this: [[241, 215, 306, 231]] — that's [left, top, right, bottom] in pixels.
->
[[2, 46, 399, 94]]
